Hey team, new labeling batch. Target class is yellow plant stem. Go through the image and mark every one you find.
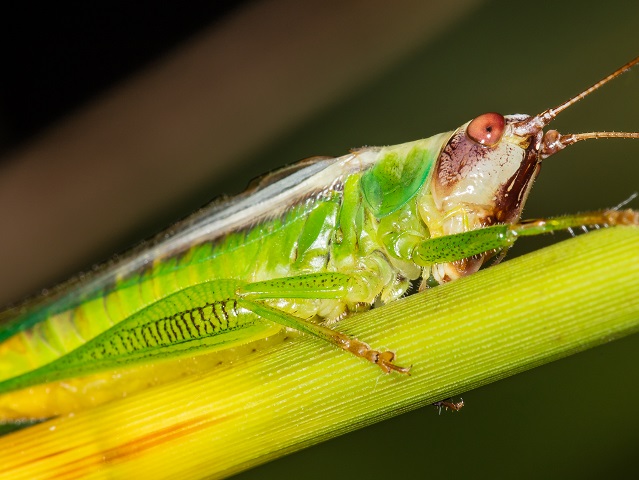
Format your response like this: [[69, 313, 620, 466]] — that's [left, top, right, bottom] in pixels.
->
[[1, 227, 638, 479]]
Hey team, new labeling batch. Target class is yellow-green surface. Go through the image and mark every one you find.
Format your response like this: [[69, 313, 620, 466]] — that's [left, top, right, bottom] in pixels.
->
[[1, 227, 637, 479]]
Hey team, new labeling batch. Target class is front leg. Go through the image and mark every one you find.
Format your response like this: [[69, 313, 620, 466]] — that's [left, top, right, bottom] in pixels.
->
[[411, 209, 639, 267]]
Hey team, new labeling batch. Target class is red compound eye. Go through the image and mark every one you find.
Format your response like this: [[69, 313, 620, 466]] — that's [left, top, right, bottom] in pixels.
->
[[466, 112, 505, 146]]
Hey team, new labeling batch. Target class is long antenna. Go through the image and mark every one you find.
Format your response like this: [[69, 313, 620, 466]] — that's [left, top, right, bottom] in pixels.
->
[[539, 56, 639, 125], [511, 56, 639, 157]]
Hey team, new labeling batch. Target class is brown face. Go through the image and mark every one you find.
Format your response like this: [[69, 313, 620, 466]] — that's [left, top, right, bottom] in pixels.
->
[[422, 113, 544, 281], [432, 113, 543, 230]]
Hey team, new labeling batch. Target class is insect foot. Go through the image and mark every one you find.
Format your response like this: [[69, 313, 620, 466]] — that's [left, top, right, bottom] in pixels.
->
[[432, 398, 465, 414], [603, 209, 639, 226], [333, 333, 411, 375]]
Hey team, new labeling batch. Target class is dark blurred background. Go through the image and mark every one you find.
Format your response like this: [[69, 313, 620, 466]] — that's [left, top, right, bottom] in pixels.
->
[[0, 2, 247, 152], [1, 1, 638, 478]]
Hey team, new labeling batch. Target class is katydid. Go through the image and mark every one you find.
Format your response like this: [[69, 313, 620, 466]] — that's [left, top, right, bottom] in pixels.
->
[[0, 56, 637, 422]]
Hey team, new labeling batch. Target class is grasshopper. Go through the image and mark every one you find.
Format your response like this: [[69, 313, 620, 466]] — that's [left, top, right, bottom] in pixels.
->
[[0, 56, 637, 423]]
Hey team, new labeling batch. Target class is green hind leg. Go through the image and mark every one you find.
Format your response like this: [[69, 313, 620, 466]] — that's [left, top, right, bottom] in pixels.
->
[[237, 273, 410, 374]]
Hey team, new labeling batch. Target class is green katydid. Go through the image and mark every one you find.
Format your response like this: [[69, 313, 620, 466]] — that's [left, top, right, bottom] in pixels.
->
[[0, 55, 637, 423]]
